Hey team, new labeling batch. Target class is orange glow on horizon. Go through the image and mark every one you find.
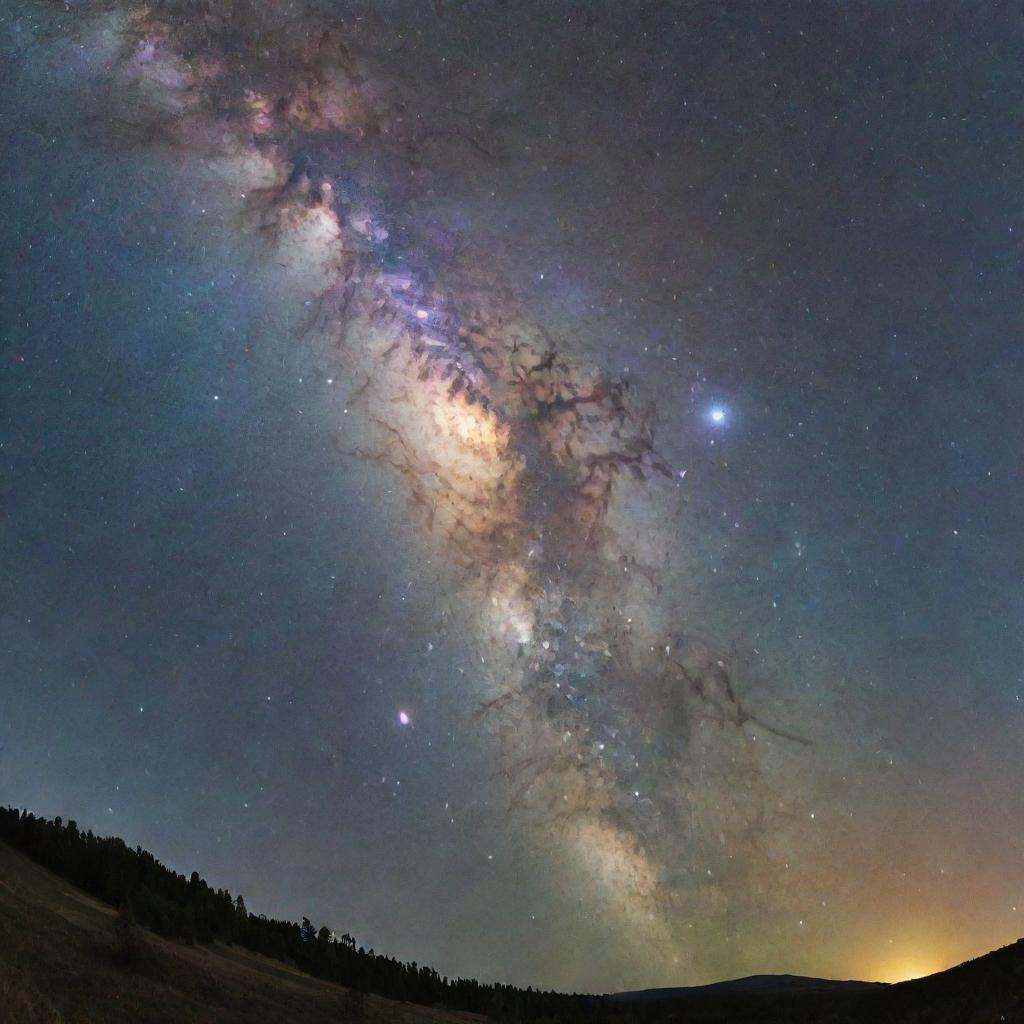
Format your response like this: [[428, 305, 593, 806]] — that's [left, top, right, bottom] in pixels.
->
[[864, 949, 953, 985]]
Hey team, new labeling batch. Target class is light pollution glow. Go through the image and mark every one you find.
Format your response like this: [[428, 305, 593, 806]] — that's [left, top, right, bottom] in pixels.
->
[[21, 0, 1017, 992]]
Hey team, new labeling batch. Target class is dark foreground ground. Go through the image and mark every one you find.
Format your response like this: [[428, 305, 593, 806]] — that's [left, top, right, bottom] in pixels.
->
[[0, 841, 481, 1024], [3, 836, 1024, 1024]]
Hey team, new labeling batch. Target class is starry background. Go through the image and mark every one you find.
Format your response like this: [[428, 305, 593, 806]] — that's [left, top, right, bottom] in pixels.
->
[[3, 0, 1024, 994]]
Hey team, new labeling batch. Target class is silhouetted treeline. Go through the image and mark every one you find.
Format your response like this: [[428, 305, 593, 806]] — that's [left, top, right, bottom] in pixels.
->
[[0, 807, 614, 1022], [8, 807, 1024, 1024]]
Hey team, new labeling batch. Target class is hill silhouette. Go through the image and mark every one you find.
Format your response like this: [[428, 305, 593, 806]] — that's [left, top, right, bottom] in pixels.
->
[[3, 808, 1024, 1022], [613, 974, 886, 1000]]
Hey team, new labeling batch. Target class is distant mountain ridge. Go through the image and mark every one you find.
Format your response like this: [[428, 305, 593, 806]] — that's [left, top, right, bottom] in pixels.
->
[[613, 973, 888, 1001], [609, 946, 1024, 1022], [4, 806, 1024, 1022]]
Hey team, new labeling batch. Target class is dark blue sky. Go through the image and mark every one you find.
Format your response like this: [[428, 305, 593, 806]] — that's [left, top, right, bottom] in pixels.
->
[[3, 0, 1024, 992]]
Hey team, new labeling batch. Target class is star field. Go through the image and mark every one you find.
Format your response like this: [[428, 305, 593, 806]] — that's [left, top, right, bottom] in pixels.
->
[[3, 0, 1024, 995]]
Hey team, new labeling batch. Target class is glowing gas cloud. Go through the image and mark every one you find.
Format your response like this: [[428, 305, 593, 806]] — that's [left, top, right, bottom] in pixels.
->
[[46, 0, 817, 979]]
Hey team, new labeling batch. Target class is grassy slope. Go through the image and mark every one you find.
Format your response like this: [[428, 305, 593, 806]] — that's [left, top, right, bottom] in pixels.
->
[[0, 841, 482, 1024], [7, 832, 1024, 1024]]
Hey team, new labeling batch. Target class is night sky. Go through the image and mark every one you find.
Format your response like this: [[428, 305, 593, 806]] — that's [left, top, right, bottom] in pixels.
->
[[3, 0, 1024, 995]]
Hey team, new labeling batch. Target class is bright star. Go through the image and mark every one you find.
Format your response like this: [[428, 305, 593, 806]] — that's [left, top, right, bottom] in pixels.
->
[[709, 405, 726, 425], [398, 710, 411, 726]]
